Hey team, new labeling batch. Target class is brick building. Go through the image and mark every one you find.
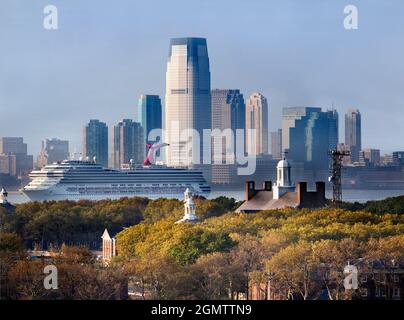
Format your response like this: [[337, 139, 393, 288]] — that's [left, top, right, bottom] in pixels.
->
[[236, 157, 326, 213]]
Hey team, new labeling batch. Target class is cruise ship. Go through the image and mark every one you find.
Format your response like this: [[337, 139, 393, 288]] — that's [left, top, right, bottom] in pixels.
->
[[23, 160, 211, 202]]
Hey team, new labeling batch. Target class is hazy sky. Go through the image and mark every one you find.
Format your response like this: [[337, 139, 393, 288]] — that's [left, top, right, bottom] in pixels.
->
[[1, 0, 404, 156]]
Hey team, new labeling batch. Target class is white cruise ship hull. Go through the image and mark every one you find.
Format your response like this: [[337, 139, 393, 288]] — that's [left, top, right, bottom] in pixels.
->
[[23, 184, 208, 201], [22, 160, 211, 202]]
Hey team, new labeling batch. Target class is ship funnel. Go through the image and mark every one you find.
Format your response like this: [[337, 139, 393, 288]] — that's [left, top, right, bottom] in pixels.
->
[[93, 156, 97, 163], [144, 142, 169, 166]]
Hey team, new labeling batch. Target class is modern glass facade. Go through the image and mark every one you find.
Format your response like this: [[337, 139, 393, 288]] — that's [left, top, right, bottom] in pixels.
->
[[165, 37, 211, 167], [282, 107, 333, 170], [345, 109, 361, 163], [137, 94, 162, 155], [211, 89, 245, 184], [327, 109, 339, 152], [83, 120, 108, 167]]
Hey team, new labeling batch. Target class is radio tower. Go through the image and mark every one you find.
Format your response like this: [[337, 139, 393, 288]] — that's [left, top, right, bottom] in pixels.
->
[[328, 149, 350, 206]]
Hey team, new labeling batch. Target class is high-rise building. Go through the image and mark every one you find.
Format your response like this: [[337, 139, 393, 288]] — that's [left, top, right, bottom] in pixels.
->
[[345, 109, 361, 163], [0, 137, 27, 155], [211, 89, 245, 184], [0, 137, 33, 176], [112, 119, 144, 168], [270, 129, 282, 160], [246, 92, 269, 155], [0, 154, 16, 176], [83, 120, 108, 167], [393, 151, 404, 165], [137, 94, 162, 148], [37, 138, 69, 168], [282, 107, 332, 170], [327, 109, 339, 151], [165, 37, 211, 167], [360, 149, 381, 166]]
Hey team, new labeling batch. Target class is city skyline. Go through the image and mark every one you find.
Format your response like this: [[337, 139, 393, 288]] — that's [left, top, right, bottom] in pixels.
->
[[1, 0, 404, 156]]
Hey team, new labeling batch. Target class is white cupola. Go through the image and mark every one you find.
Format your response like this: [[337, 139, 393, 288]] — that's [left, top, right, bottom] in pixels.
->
[[276, 158, 292, 187], [273, 155, 295, 199]]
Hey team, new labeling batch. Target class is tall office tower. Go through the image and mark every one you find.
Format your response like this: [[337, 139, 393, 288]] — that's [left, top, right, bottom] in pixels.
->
[[246, 92, 269, 155], [282, 107, 331, 170], [165, 37, 211, 167], [270, 129, 282, 160], [112, 119, 144, 168], [345, 109, 361, 163], [83, 120, 108, 167], [137, 94, 162, 147], [327, 109, 339, 151], [37, 138, 69, 168], [211, 89, 245, 184], [0, 137, 33, 176]]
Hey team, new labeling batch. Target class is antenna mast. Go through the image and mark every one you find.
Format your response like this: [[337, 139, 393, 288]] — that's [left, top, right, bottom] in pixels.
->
[[328, 149, 350, 206]]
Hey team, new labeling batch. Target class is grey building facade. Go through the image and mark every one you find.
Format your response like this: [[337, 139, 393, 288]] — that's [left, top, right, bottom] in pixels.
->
[[37, 138, 69, 168], [345, 109, 362, 163], [83, 120, 108, 167], [0, 137, 33, 176], [113, 119, 144, 168], [270, 129, 282, 160], [211, 89, 245, 184]]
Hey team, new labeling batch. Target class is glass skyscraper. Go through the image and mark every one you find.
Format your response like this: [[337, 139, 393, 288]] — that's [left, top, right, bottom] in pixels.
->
[[282, 107, 334, 170], [83, 120, 108, 167], [165, 37, 211, 167], [327, 109, 339, 152], [112, 119, 144, 168], [345, 109, 361, 163], [137, 94, 162, 151], [211, 89, 245, 184]]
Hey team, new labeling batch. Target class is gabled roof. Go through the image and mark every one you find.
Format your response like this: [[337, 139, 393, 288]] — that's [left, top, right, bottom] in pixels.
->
[[236, 190, 299, 213]]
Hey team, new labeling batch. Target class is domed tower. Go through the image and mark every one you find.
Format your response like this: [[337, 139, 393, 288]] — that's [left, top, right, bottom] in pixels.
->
[[273, 155, 295, 199]]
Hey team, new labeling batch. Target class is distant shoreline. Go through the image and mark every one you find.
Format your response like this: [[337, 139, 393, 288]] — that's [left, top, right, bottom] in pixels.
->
[[7, 189, 404, 204]]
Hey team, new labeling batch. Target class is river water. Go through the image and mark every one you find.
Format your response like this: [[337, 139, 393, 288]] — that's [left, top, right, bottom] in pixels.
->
[[7, 189, 404, 204]]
